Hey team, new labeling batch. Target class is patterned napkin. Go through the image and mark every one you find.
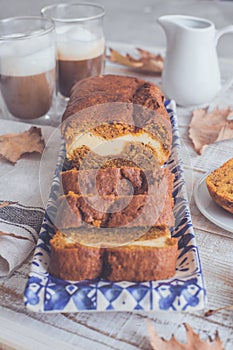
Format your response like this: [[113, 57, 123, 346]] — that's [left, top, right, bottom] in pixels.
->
[[0, 119, 61, 277]]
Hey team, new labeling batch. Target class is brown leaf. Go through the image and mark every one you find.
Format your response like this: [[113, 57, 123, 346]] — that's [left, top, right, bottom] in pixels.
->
[[108, 48, 164, 74], [205, 305, 233, 316], [189, 107, 233, 154], [0, 126, 45, 164], [0, 231, 32, 242], [0, 201, 17, 209], [147, 320, 224, 350]]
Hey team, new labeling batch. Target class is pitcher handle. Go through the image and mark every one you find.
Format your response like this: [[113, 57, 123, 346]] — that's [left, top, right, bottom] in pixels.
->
[[215, 25, 233, 95]]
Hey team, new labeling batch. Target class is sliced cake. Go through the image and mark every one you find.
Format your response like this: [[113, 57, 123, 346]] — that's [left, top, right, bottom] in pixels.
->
[[60, 166, 165, 197], [49, 226, 178, 282], [102, 226, 178, 282], [49, 230, 102, 281], [206, 158, 233, 214], [55, 168, 174, 229], [61, 75, 172, 166]]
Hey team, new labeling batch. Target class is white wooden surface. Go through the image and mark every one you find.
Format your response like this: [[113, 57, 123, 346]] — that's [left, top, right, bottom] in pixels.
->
[[1, 41, 233, 349], [0, 51, 233, 350]]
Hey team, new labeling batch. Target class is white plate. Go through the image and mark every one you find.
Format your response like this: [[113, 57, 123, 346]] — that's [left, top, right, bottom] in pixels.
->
[[194, 173, 233, 233]]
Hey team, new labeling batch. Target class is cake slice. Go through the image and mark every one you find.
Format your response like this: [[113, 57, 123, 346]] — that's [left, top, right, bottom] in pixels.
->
[[60, 166, 166, 197], [206, 158, 233, 214], [102, 226, 178, 282], [49, 230, 102, 281], [55, 165, 174, 230], [49, 226, 178, 282], [61, 75, 172, 165], [57, 166, 174, 229], [54, 192, 174, 229]]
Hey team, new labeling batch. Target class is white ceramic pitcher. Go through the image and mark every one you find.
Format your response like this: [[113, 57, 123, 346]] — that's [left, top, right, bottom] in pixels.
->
[[158, 15, 233, 106]]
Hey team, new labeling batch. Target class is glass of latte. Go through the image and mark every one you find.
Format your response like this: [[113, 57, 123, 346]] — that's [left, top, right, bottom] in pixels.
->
[[41, 3, 105, 98], [0, 16, 57, 123]]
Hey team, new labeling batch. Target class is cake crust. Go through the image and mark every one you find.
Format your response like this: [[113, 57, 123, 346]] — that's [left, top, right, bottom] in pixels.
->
[[206, 158, 233, 214], [62, 75, 167, 122]]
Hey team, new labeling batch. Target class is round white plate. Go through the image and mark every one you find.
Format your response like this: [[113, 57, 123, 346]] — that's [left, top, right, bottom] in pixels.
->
[[194, 173, 233, 233]]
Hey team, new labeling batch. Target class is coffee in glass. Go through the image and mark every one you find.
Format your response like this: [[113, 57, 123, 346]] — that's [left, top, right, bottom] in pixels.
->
[[0, 16, 56, 122], [41, 3, 105, 98]]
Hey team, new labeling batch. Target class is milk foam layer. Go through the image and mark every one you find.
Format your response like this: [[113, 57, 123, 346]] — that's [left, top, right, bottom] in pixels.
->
[[56, 25, 105, 60], [0, 45, 56, 76]]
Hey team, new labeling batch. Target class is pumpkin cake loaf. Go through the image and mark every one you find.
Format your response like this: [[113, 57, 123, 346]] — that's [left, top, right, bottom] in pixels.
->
[[49, 74, 178, 283], [49, 227, 178, 282], [61, 74, 172, 166], [206, 158, 233, 214]]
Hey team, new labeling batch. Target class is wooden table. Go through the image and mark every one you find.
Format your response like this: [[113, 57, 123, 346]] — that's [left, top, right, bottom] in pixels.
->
[[0, 42, 233, 349]]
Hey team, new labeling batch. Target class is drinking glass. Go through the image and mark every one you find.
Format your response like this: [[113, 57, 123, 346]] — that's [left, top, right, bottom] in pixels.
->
[[0, 16, 57, 123], [41, 3, 105, 98]]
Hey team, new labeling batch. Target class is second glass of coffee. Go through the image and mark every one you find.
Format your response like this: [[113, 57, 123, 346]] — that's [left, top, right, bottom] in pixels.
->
[[41, 3, 105, 98]]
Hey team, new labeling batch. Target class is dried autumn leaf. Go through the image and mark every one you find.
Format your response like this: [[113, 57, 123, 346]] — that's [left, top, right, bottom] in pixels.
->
[[0, 126, 45, 164], [108, 47, 164, 74], [0, 231, 32, 241], [189, 107, 233, 154], [0, 201, 17, 209], [147, 320, 224, 350], [205, 305, 233, 316]]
